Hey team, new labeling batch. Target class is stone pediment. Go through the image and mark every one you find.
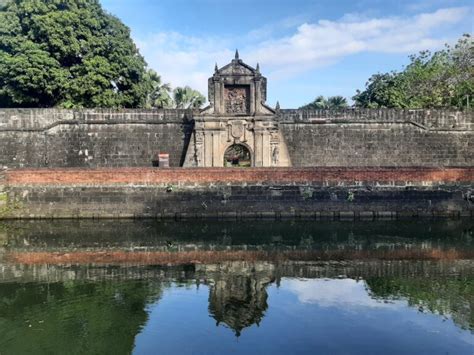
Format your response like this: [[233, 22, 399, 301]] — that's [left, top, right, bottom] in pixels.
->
[[203, 50, 272, 116], [217, 61, 256, 76]]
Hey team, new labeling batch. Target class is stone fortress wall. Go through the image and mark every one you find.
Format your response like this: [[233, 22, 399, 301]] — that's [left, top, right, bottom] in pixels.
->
[[0, 108, 473, 168]]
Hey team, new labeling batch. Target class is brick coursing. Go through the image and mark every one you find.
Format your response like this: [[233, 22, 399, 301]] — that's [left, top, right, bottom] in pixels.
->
[[6, 167, 474, 185]]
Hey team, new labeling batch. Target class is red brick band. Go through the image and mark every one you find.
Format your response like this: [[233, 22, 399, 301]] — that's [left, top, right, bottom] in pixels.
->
[[5, 167, 474, 185]]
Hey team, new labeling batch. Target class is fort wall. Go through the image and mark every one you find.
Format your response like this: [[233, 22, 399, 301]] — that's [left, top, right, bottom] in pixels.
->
[[1, 167, 473, 219], [0, 108, 472, 168], [0, 109, 195, 168]]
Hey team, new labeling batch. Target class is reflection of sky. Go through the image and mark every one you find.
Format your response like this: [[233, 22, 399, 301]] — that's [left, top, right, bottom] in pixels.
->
[[133, 279, 474, 355], [285, 278, 403, 309]]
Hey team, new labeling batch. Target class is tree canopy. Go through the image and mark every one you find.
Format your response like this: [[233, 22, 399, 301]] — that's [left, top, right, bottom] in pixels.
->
[[353, 35, 473, 110], [0, 0, 152, 108], [0, 0, 154, 108]]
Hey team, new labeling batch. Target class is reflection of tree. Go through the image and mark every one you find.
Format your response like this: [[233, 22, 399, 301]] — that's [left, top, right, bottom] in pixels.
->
[[366, 276, 473, 331], [208, 264, 274, 336], [0, 280, 162, 354]]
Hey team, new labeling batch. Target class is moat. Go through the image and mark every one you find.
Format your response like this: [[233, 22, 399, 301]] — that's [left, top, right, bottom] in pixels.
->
[[0, 219, 473, 354]]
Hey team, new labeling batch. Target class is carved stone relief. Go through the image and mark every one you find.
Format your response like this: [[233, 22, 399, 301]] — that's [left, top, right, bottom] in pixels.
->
[[225, 86, 249, 114]]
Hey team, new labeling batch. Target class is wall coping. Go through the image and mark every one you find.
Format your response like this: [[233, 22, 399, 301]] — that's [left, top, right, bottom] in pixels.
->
[[0, 108, 472, 131]]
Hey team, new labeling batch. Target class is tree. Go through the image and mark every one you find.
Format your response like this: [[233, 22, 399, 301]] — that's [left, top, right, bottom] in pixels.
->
[[173, 86, 205, 109], [146, 70, 173, 109], [353, 34, 473, 110], [299, 95, 348, 109], [0, 0, 152, 108], [352, 72, 405, 108], [299, 96, 328, 109], [327, 96, 348, 109]]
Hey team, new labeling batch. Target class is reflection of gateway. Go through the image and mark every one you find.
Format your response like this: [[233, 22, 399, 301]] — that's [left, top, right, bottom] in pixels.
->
[[208, 262, 275, 336], [184, 51, 291, 167]]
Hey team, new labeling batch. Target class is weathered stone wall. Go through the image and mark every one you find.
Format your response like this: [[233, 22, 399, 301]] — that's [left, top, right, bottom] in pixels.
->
[[2, 168, 473, 219], [279, 109, 474, 167], [0, 108, 472, 168], [0, 109, 195, 168]]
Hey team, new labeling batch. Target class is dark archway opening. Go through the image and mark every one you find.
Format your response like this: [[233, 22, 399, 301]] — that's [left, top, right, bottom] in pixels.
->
[[224, 144, 252, 167]]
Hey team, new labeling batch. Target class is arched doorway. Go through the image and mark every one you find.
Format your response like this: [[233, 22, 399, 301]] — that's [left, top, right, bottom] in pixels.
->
[[224, 144, 252, 167]]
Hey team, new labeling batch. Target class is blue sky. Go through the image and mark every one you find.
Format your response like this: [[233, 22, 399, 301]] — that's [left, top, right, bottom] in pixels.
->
[[101, 0, 472, 108]]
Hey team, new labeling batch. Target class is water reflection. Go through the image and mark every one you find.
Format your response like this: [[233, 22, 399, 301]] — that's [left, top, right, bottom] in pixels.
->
[[208, 263, 274, 337], [0, 220, 472, 354]]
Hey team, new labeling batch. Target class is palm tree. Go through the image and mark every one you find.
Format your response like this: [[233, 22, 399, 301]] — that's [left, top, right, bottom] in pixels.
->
[[173, 86, 205, 109], [299, 95, 329, 109], [146, 70, 173, 108], [327, 96, 348, 109]]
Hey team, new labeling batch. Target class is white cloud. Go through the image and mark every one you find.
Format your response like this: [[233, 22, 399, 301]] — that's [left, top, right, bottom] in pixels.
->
[[135, 7, 469, 95], [284, 278, 404, 309], [248, 7, 468, 70], [135, 32, 234, 95]]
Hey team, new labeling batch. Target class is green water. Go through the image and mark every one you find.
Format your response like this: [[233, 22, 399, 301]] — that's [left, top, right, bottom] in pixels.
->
[[0, 220, 473, 354]]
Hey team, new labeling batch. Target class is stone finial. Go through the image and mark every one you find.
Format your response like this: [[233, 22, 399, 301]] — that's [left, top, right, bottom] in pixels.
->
[[275, 101, 280, 111], [235, 49, 239, 60], [214, 63, 218, 73], [256, 63, 260, 73]]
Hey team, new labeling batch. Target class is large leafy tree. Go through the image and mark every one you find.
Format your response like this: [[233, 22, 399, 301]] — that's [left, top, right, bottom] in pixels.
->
[[0, 0, 152, 108], [353, 34, 473, 110]]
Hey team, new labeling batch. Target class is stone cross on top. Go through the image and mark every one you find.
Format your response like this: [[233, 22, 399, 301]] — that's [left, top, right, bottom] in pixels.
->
[[202, 51, 275, 116]]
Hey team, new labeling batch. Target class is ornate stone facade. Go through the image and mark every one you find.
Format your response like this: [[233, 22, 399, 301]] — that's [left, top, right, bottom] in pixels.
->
[[184, 51, 291, 167]]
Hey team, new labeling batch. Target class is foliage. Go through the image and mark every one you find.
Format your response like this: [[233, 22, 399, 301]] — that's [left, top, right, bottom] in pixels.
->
[[145, 72, 206, 109], [367, 276, 473, 330], [300, 95, 348, 109], [0, 280, 163, 354], [0, 0, 152, 108], [145, 69, 173, 109], [173, 85, 206, 109], [353, 34, 474, 110]]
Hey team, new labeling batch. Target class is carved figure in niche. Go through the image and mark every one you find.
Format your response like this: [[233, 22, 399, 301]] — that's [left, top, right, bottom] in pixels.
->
[[194, 131, 204, 165], [225, 86, 249, 114], [272, 146, 279, 165]]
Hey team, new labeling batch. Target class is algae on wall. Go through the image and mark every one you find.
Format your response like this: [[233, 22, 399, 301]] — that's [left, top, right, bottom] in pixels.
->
[[0, 190, 23, 219]]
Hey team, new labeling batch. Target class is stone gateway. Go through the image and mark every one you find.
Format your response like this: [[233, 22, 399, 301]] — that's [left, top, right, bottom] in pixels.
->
[[183, 51, 291, 167]]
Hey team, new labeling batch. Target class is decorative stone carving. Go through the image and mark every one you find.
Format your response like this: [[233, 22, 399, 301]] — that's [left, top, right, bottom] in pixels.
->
[[225, 86, 249, 114], [272, 146, 279, 165], [194, 131, 204, 165], [230, 121, 245, 139]]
